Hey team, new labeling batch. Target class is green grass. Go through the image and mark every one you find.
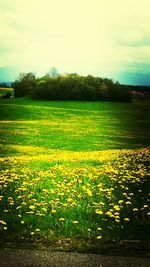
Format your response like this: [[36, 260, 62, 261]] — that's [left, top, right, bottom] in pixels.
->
[[0, 97, 150, 153], [0, 96, 150, 253]]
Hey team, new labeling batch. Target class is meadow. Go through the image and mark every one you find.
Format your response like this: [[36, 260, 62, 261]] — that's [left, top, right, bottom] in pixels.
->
[[0, 95, 150, 253]]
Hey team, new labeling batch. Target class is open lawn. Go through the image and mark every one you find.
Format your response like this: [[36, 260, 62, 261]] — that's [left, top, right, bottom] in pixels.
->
[[0, 96, 150, 253]]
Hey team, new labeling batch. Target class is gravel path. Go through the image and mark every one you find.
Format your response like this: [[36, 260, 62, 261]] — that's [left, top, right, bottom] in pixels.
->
[[0, 249, 150, 267]]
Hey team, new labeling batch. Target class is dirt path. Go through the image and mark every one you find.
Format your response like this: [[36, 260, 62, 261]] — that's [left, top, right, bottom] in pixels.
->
[[0, 249, 150, 267]]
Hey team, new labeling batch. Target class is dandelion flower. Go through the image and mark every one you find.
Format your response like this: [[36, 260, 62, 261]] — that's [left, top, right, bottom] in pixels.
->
[[42, 208, 47, 212], [0, 220, 7, 225], [59, 218, 65, 221], [124, 218, 130, 222], [16, 206, 22, 210], [114, 205, 120, 211], [125, 201, 131, 205], [29, 205, 35, 210], [51, 209, 56, 214], [67, 198, 73, 202], [4, 210, 8, 213], [95, 209, 103, 215], [96, 236, 102, 239], [105, 211, 113, 216], [118, 200, 124, 204]]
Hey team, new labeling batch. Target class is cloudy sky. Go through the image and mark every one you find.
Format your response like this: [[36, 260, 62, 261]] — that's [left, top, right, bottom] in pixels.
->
[[0, 0, 150, 84]]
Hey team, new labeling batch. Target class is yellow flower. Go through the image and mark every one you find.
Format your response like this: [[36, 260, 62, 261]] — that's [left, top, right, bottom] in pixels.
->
[[26, 211, 34, 214], [67, 198, 73, 202], [51, 209, 56, 214], [16, 206, 22, 210], [105, 211, 114, 217], [21, 220, 24, 224], [59, 218, 65, 221], [125, 201, 131, 205], [86, 189, 92, 196], [43, 189, 49, 194], [62, 203, 68, 207], [4, 210, 8, 213], [114, 205, 120, 211], [124, 218, 130, 222], [97, 227, 102, 230], [42, 208, 47, 212], [96, 236, 102, 239], [29, 205, 35, 210], [118, 200, 124, 204], [72, 221, 78, 224], [0, 220, 7, 225], [95, 209, 103, 215], [133, 208, 138, 212]]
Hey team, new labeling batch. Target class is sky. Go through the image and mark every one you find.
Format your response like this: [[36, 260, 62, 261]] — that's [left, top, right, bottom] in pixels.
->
[[0, 0, 150, 85]]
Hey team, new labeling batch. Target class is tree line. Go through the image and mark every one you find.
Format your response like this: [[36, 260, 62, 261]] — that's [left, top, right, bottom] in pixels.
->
[[13, 69, 131, 102]]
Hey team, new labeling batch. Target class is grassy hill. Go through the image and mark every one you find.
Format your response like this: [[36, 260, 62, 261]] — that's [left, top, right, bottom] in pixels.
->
[[0, 96, 150, 152], [0, 96, 150, 253]]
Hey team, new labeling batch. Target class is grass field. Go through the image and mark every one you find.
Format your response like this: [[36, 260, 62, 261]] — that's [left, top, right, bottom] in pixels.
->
[[0, 95, 150, 252]]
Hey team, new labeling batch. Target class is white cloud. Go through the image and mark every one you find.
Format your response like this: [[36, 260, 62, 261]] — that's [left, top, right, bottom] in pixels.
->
[[0, 0, 150, 80]]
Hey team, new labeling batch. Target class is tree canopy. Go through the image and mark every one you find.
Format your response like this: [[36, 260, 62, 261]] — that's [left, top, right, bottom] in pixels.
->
[[13, 69, 131, 102]]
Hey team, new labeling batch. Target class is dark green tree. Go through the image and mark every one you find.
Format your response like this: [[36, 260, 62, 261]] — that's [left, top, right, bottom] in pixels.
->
[[14, 72, 36, 97]]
